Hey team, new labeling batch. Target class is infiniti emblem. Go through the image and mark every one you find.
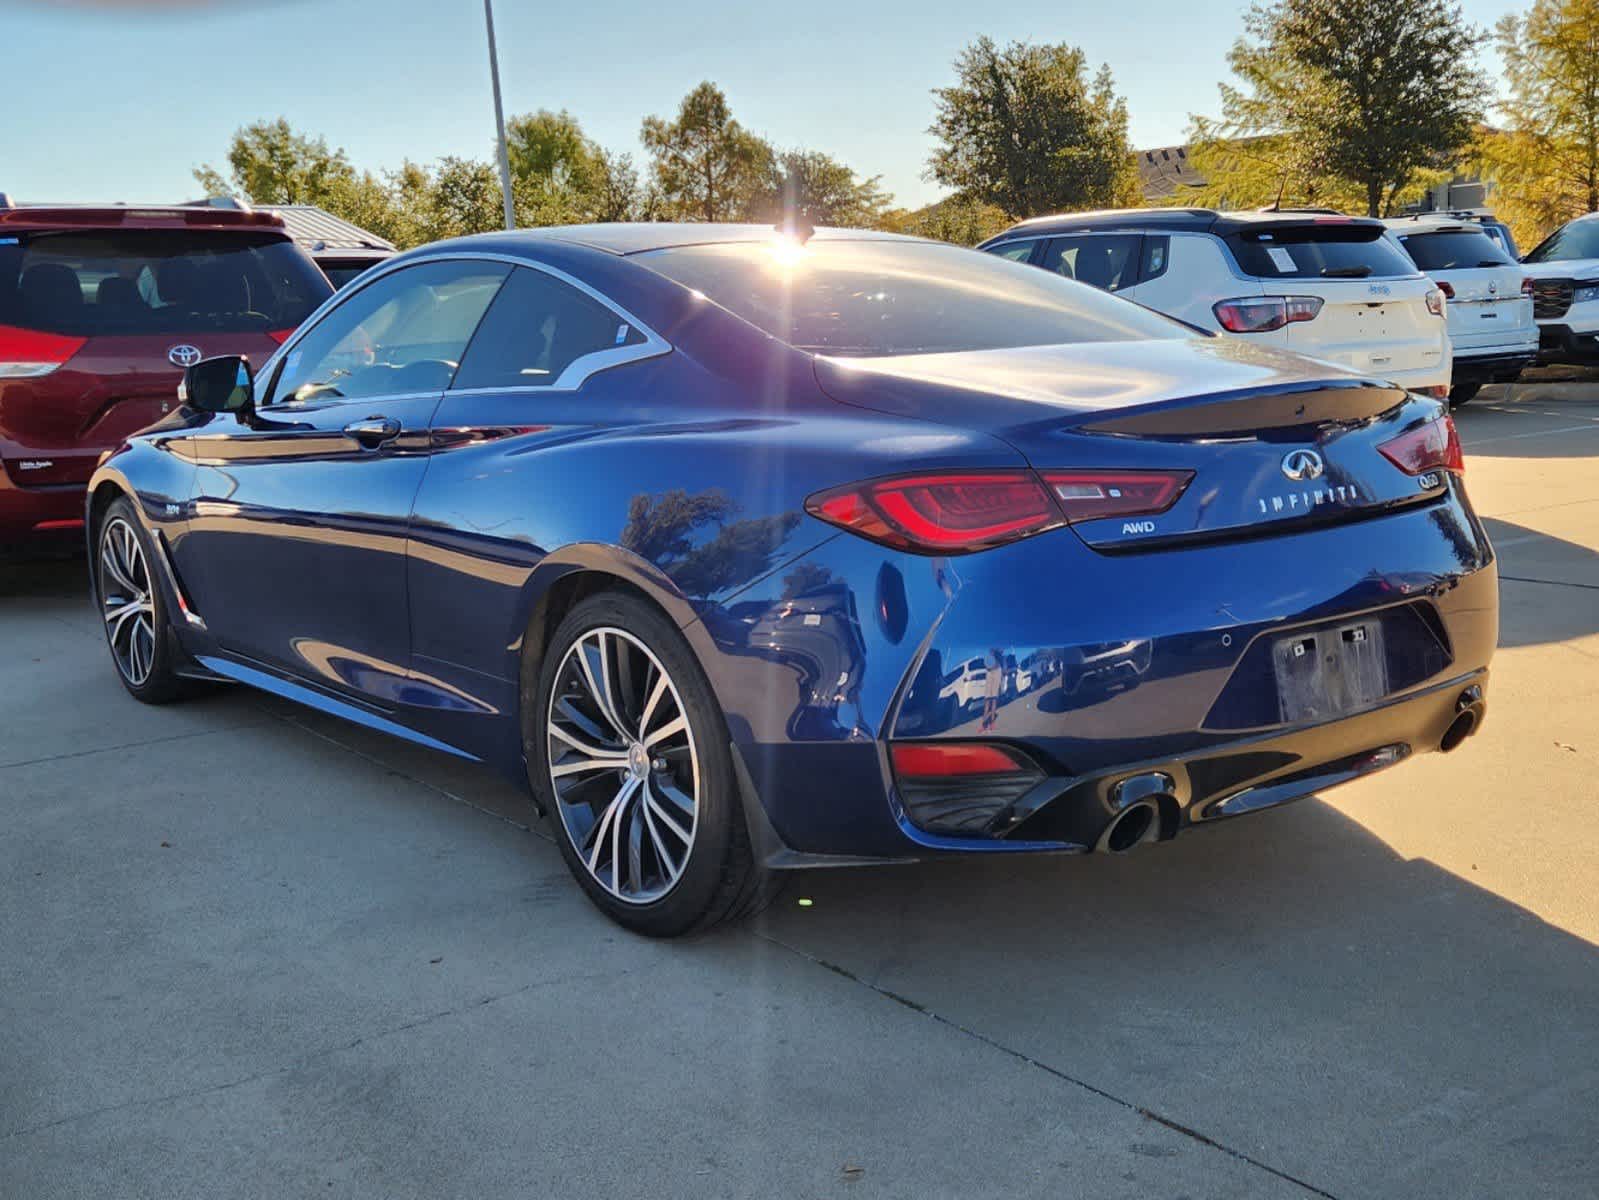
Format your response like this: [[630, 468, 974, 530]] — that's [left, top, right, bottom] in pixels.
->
[[168, 344, 202, 368], [1281, 449, 1325, 481]]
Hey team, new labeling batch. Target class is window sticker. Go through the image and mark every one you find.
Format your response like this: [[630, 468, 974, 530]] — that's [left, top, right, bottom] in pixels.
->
[[1267, 246, 1297, 273], [614, 323, 631, 345]]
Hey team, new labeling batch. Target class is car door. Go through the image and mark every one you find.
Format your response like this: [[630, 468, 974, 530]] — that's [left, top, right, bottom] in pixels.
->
[[174, 258, 510, 698], [404, 264, 670, 717]]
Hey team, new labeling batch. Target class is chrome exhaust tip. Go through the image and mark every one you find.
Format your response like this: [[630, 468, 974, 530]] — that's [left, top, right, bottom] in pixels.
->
[[1440, 686, 1485, 753], [1096, 799, 1160, 854]]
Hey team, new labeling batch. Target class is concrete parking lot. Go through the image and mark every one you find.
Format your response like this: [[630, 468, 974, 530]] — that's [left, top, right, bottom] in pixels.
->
[[3, 382, 1597, 1199]]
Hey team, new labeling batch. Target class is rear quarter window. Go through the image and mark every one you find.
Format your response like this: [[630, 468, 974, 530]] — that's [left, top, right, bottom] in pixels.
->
[[0, 229, 331, 336], [1224, 225, 1418, 280]]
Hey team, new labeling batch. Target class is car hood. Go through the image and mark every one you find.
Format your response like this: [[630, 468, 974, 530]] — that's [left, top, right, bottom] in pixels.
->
[[1522, 258, 1599, 281]]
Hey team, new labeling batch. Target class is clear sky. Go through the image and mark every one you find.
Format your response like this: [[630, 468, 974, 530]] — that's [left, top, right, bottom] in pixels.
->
[[3, 0, 1528, 212]]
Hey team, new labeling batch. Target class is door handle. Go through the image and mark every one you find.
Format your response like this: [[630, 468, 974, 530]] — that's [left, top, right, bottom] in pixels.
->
[[343, 416, 401, 448]]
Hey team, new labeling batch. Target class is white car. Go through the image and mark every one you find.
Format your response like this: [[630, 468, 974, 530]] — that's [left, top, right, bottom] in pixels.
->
[[1519, 213, 1599, 367], [1383, 216, 1537, 405], [979, 208, 1452, 396]]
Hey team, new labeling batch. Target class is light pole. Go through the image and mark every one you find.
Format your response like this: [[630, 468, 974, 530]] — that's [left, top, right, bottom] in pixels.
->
[[483, 0, 516, 231]]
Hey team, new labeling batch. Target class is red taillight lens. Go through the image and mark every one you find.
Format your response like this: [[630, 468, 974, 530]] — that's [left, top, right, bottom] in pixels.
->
[[0, 323, 86, 379], [891, 743, 1030, 778], [1039, 469, 1192, 522], [807, 468, 1194, 553], [1212, 296, 1323, 333], [807, 471, 1061, 553], [1436, 280, 1456, 300], [1425, 288, 1447, 317], [266, 328, 296, 345], [1379, 414, 1464, 475], [1521, 277, 1535, 296]]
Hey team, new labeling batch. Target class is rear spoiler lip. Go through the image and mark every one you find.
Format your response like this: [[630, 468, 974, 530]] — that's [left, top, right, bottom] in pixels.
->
[[0, 206, 287, 232], [1067, 377, 1414, 441]]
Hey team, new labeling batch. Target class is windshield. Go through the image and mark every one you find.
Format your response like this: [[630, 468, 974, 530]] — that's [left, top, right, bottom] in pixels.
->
[[638, 238, 1192, 356], [1396, 229, 1511, 271], [0, 229, 331, 336], [1225, 224, 1418, 280], [1524, 219, 1599, 264]]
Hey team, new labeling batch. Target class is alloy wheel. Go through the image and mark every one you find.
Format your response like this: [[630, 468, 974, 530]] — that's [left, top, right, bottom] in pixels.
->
[[546, 626, 700, 905], [99, 517, 157, 688]]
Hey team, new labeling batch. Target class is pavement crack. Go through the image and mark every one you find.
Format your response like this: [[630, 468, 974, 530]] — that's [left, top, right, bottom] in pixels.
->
[[0, 967, 622, 1144], [0, 719, 266, 774], [261, 706, 552, 843], [1499, 573, 1599, 593], [759, 932, 1341, 1200]]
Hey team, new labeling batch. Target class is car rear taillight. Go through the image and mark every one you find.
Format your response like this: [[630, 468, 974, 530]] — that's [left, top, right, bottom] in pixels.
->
[[891, 743, 1030, 777], [1425, 288, 1447, 318], [1521, 277, 1535, 297], [1436, 280, 1456, 300], [806, 468, 1193, 553], [266, 329, 296, 345], [1379, 414, 1464, 476], [0, 324, 86, 379], [1212, 296, 1323, 333]]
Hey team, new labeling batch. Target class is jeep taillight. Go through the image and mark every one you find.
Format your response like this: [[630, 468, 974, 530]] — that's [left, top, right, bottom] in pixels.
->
[[0, 324, 86, 379], [1212, 296, 1323, 333]]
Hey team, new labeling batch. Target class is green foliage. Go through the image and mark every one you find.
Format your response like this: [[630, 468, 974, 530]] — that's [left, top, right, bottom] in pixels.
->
[[640, 82, 773, 221], [928, 37, 1140, 219], [745, 149, 892, 227], [877, 195, 1011, 245], [1478, 0, 1599, 247], [1198, 0, 1489, 216]]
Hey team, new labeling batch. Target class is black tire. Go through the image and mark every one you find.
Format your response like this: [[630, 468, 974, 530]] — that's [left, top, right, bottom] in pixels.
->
[[94, 497, 191, 704], [1449, 382, 1482, 407], [527, 590, 775, 937]]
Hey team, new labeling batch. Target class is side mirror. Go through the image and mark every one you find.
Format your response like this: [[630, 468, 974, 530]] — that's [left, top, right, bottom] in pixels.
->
[[180, 355, 254, 417]]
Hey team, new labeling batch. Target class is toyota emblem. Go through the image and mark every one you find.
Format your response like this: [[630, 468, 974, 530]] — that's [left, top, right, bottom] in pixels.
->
[[1281, 449, 1325, 481], [168, 344, 203, 368]]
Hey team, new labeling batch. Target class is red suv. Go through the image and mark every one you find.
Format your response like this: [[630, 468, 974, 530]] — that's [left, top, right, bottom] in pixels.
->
[[0, 201, 332, 543]]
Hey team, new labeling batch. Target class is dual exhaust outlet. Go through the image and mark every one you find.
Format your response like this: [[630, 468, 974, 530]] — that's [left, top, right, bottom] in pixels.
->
[[1095, 687, 1486, 854]]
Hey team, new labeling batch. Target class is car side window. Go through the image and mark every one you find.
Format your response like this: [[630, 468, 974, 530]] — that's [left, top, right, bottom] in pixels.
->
[[266, 260, 510, 405], [989, 241, 1038, 264], [1039, 235, 1143, 293], [1140, 236, 1171, 284], [450, 266, 645, 391]]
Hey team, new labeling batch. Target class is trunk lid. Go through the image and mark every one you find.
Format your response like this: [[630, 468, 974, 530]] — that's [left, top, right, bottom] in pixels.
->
[[1279, 277, 1446, 377], [814, 337, 1447, 551]]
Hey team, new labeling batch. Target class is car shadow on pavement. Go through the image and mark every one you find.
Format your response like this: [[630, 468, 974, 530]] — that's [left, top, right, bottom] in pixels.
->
[[748, 791, 1599, 1197]]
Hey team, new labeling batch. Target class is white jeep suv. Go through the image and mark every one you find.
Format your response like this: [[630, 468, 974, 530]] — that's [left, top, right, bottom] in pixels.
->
[[1520, 213, 1599, 366], [979, 208, 1451, 395], [1383, 216, 1536, 405]]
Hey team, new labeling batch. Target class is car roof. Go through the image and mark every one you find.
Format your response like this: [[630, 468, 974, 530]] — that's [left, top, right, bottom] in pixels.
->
[[1381, 217, 1483, 236], [0, 202, 288, 236], [473, 222, 933, 256], [985, 206, 1388, 242]]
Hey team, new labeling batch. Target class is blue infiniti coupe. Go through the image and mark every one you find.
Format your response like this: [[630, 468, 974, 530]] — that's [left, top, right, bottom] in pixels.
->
[[87, 223, 1497, 935]]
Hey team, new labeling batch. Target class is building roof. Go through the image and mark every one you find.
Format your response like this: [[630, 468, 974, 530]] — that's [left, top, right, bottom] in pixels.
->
[[258, 205, 396, 254], [1136, 144, 1208, 202]]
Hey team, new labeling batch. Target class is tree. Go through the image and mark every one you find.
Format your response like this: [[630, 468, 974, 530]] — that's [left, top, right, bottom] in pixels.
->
[[928, 38, 1140, 219], [427, 156, 507, 240], [593, 149, 645, 222], [877, 195, 1010, 245], [1479, 0, 1599, 245], [505, 108, 604, 224], [745, 149, 892, 227], [641, 82, 772, 221], [193, 118, 358, 205], [1197, 0, 1489, 217]]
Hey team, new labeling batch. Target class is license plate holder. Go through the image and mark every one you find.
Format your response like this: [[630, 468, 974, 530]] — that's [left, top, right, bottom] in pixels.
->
[[1272, 620, 1389, 723]]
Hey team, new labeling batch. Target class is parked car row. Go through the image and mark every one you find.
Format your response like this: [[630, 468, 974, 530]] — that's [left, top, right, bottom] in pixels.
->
[[69, 218, 1495, 936], [979, 203, 1599, 407]]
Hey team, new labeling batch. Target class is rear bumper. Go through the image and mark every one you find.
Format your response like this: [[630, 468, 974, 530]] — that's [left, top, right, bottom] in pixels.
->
[[0, 464, 86, 543], [1536, 323, 1599, 364], [1452, 349, 1536, 383]]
